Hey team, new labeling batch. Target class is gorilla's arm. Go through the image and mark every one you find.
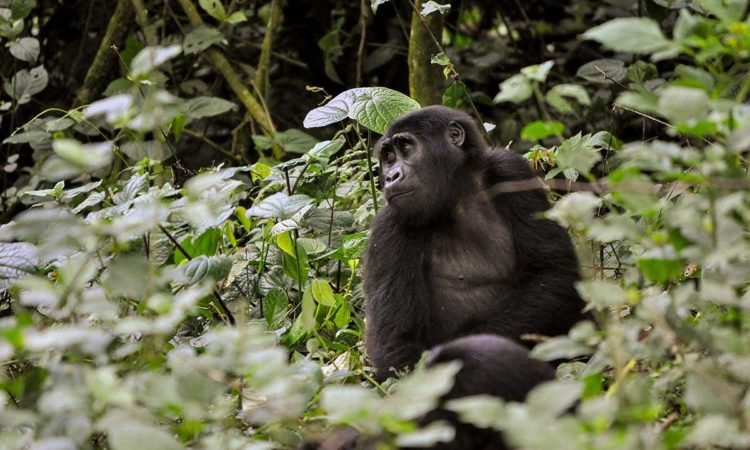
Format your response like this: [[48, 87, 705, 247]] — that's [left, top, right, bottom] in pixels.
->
[[483, 149, 585, 338]]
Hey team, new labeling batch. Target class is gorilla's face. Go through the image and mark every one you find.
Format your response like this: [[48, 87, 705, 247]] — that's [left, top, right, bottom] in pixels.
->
[[377, 109, 471, 225]]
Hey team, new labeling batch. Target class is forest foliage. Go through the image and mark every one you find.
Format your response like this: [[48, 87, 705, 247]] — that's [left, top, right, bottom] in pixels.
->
[[2, 0, 750, 448]]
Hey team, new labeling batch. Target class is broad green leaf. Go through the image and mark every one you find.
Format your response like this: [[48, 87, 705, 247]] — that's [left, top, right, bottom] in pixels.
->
[[348, 87, 421, 134], [108, 423, 184, 450], [307, 136, 346, 165], [521, 120, 564, 141], [274, 129, 320, 154], [521, 60, 554, 82], [447, 395, 506, 430], [583, 18, 673, 54], [183, 96, 237, 120], [546, 84, 591, 113], [310, 279, 336, 306], [83, 94, 133, 122], [526, 381, 583, 417], [395, 421, 455, 447], [9, 37, 39, 62], [180, 255, 232, 285], [322, 385, 380, 422], [130, 45, 182, 77], [545, 192, 601, 228], [0, 242, 38, 291], [263, 288, 289, 327], [11, 0, 36, 20], [657, 86, 709, 124], [199, 0, 227, 21], [576, 59, 626, 83], [301, 287, 316, 331], [531, 336, 594, 361], [5, 65, 48, 104], [183, 26, 224, 54], [493, 74, 533, 104], [698, 0, 748, 23], [576, 280, 629, 309], [246, 193, 313, 219], [3, 130, 49, 145], [303, 88, 368, 128]]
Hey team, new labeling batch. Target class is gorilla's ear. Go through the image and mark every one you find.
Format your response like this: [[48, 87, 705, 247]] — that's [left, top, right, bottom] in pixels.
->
[[447, 121, 466, 147]]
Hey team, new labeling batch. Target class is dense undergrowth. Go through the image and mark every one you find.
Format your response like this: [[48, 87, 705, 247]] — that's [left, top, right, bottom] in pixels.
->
[[2, 0, 750, 449]]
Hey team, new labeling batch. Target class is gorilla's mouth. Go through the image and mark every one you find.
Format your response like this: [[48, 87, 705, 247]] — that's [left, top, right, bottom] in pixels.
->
[[386, 189, 414, 202]]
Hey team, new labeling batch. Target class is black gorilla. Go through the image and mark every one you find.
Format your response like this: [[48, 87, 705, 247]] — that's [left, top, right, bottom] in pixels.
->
[[307, 335, 553, 450], [364, 105, 585, 380]]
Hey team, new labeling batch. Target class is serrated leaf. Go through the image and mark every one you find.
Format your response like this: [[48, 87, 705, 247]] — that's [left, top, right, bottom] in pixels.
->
[[130, 45, 182, 77], [493, 74, 533, 104], [0, 242, 38, 291], [348, 87, 421, 134], [554, 133, 602, 178], [9, 37, 39, 62], [583, 18, 673, 54], [576, 59, 626, 83], [183, 26, 224, 54]]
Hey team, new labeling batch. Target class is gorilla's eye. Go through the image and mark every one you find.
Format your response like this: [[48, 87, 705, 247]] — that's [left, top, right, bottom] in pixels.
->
[[382, 148, 396, 164]]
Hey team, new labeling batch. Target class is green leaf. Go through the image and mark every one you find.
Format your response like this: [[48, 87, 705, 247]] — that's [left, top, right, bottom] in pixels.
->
[[310, 279, 336, 306], [530, 336, 594, 360], [637, 254, 683, 283], [546, 84, 590, 114], [263, 288, 289, 327], [430, 51, 451, 66], [526, 381, 583, 417], [3, 130, 50, 145], [304, 87, 420, 134], [301, 286, 317, 331], [0, 242, 38, 291], [554, 133, 602, 178], [348, 87, 421, 134], [698, 0, 748, 23], [246, 193, 313, 219], [303, 88, 368, 128], [108, 423, 184, 450], [5, 65, 48, 104], [583, 18, 673, 54], [333, 299, 351, 328], [183, 96, 237, 120], [657, 86, 710, 124], [11, 0, 36, 20], [493, 74, 533, 104], [9, 37, 39, 62], [395, 421, 455, 447], [521, 60, 554, 82], [520, 120, 564, 141], [576, 59, 626, 83], [130, 45, 182, 77], [183, 26, 224, 54], [274, 129, 320, 154], [199, 0, 227, 21], [307, 136, 346, 165]]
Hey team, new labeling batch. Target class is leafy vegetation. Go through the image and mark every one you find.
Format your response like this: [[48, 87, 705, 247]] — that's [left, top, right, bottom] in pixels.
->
[[2, 0, 750, 448]]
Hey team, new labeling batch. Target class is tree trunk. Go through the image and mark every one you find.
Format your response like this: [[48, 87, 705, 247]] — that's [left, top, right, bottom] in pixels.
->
[[407, 0, 446, 106]]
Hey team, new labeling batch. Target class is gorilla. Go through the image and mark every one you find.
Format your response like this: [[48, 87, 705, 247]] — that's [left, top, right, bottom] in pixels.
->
[[364, 105, 586, 381]]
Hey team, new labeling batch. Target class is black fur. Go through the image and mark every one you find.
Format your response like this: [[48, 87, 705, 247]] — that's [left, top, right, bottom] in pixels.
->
[[416, 335, 555, 450], [364, 106, 585, 380]]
